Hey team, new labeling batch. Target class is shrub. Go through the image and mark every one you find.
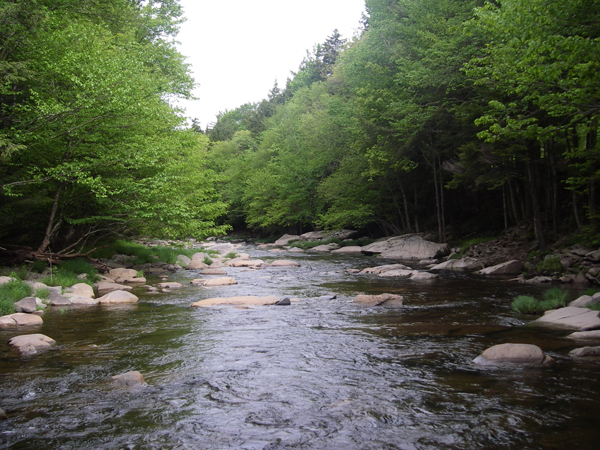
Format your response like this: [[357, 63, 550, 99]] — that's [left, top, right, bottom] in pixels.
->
[[224, 251, 238, 259], [35, 287, 51, 300], [40, 269, 89, 288], [511, 295, 541, 314], [540, 287, 569, 309], [0, 279, 33, 316], [535, 255, 564, 275], [56, 258, 100, 282], [203, 256, 213, 266]]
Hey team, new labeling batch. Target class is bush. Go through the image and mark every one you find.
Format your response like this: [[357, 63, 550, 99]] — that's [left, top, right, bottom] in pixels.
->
[[535, 255, 564, 275], [540, 287, 569, 309], [511, 295, 541, 314], [56, 258, 100, 282], [0, 279, 33, 316], [511, 287, 570, 315], [40, 269, 83, 288]]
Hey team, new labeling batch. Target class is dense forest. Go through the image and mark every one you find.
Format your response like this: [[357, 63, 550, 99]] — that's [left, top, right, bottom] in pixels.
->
[[1, 0, 600, 258]]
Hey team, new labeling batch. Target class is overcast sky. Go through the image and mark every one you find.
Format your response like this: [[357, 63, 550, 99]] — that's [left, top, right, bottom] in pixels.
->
[[175, 0, 366, 128]]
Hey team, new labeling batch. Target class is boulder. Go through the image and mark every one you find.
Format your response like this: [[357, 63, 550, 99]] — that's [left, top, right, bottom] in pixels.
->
[[477, 260, 524, 276], [362, 235, 449, 260], [360, 264, 411, 274], [569, 346, 600, 358], [96, 281, 133, 293], [410, 272, 438, 281], [190, 279, 206, 286], [8, 333, 55, 356], [567, 330, 600, 340], [533, 307, 600, 330], [430, 257, 485, 272], [353, 293, 404, 307], [14, 297, 38, 313], [0, 408, 6, 420], [473, 343, 553, 366], [274, 234, 300, 246], [205, 243, 235, 255], [311, 244, 340, 252], [111, 371, 147, 388], [187, 260, 210, 270], [97, 290, 139, 304], [65, 283, 95, 298], [289, 248, 305, 253], [299, 230, 357, 241], [200, 268, 228, 275], [275, 297, 291, 306], [270, 260, 301, 267], [569, 295, 598, 308], [331, 246, 363, 254], [49, 292, 72, 306], [176, 255, 191, 267], [108, 268, 139, 283], [378, 269, 415, 278], [0, 276, 12, 285], [0, 313, 43, 327], [203, 277, 237, 287], [191, 295, 281, 307], [191, 252, 209, 261], [66, 295, 100, 306]]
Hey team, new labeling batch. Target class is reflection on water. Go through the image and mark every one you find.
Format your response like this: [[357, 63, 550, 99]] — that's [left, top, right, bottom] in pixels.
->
[[1, 248, 599, 449]]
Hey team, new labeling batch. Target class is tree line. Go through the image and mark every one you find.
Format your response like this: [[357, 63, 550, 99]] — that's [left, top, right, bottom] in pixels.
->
[[0, 0, 229, 258], [203, 0, 600, 250], [1, 0, 599, 258]]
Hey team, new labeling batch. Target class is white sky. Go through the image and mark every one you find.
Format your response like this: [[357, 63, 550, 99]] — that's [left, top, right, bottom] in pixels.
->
[[175, 0, 366, 128]]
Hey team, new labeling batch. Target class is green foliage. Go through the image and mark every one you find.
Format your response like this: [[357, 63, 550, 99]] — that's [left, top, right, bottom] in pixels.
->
[[511, 288, 569, 314], [510, 295, 541, 315], [40, 269, 85, 289], [203, 256, 213, 266], [56, 258, 100, 282], [107, 240, 200, 265], [535, 256, 564, 275], [224, 252, 238, 259], [34, 287, 50, 301], [0, 279, 33, 315], [289, 237, 342, 250]]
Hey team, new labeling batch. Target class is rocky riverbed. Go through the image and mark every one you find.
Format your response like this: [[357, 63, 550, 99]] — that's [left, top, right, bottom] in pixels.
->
[[1, 235, 600, 448]]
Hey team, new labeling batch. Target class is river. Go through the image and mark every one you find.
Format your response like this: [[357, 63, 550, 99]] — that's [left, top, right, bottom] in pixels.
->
[[1, 245, 599, 449]]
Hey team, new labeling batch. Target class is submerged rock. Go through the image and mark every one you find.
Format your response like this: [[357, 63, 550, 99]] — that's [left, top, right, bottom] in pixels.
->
[[111, 371, 147, 388], [203, 277, 237, 287], [270, 260, 301, 267], [567, 330, 600, 340], [473, 343, 553, 366], [8, 333, 55, 356], [353, 293, 404, 307], [191, 295, 280, 307]]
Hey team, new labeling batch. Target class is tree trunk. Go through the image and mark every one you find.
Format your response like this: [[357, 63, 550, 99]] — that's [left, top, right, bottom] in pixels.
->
[[37, 184, 63, 254], [526, 154, 547, 251]]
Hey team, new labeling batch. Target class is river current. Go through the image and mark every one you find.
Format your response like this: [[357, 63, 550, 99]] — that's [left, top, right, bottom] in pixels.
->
[[1, 246, 599, 449]]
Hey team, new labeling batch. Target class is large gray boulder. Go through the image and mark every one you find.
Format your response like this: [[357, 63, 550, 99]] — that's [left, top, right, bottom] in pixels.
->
[[8, 333, 56, 356], [477, 260, 524, 276], [97, 290, 139, 304], [360, 264, 411, 274], [362, 235, 449, 260], [473, 343, 553, 366], [353, 293, 404, 307], [14, 297, 38, 313], [567, 330, 600, 340], [331, 246, 363, 254], [274, 234, 300, 246], [191, 295, 280, 307], [64, 282, 95, 298], [203, 277, 237, 287], [430, 257, 485, 272], [533, 307, 600, 331], [0, 313, 43, 327]]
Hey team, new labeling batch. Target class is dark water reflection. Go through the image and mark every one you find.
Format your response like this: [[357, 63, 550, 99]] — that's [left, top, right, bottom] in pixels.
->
[[1, 247, 599, 449]]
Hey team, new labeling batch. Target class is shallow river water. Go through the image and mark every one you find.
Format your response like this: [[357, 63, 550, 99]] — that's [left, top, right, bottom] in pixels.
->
[[1, 246, 599, 449]]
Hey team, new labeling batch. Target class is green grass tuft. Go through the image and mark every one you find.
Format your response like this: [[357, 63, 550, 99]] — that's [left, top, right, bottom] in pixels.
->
[[0, 279, 33, 316], [510, 295, 541, 314]]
